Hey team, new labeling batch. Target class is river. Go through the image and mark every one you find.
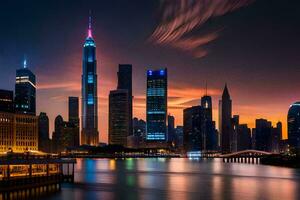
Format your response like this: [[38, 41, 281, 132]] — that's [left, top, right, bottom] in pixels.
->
[[46, 158, 300, 200]]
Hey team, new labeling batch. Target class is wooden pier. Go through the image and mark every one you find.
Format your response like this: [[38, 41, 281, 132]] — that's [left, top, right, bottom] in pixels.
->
[[0, 152, 76, 199]]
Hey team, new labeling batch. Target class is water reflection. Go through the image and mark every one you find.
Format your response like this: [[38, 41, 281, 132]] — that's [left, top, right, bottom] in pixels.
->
[[109, 159, 116, 171], [46, 158, 300, 200]]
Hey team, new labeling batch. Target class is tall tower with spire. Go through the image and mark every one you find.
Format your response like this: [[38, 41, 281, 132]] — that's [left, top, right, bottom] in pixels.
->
[[15, 57, 36, 115], [219, 84, 232, 153], [81, 13, 99, 146]]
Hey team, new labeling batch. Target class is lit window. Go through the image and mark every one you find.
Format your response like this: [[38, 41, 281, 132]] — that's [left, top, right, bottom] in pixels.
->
[[160, 69, 165, 75], [87, 94, 94, 105], [88, 75, 93, 83]]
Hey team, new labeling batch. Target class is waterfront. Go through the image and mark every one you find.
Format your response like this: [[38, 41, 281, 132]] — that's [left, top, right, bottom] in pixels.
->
[[46, 158, 300, 200]]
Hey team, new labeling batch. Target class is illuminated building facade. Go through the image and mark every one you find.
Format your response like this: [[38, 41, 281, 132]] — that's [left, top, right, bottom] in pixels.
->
[[146, 68, 167, 141], [81, 15, 99, 146], [14, 59, 36, 115], [0, 112, 38, 152]]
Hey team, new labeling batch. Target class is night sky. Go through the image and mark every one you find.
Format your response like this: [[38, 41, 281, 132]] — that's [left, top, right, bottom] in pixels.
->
[[0, 0, 299, 142]]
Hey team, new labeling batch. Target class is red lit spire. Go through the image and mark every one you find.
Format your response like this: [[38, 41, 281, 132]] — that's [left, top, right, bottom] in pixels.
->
[[88, 11, 92, 38]]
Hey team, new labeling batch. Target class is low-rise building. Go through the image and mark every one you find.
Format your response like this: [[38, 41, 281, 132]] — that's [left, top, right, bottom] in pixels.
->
[[0, 112, 38, 152]]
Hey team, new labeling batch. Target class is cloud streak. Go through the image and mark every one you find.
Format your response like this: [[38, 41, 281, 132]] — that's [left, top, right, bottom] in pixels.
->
[[150, 0, 254, 58], [37, 82, 80, 91]]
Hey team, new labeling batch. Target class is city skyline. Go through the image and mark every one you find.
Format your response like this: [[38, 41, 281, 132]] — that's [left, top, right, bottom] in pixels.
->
[[1, 0, 300, 142]]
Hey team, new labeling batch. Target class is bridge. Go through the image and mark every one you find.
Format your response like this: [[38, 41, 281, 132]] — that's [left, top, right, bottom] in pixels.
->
[[220, 150, 275, 164]]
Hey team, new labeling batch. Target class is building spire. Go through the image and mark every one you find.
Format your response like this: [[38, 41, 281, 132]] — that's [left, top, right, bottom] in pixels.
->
[[23, 55, 27, 69], [88, 10, 92, 38], [222, 83, 230, 99]]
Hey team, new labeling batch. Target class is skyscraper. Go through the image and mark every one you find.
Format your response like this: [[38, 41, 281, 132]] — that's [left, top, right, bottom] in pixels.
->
[[201, 94, 217, 151], [69, 97, 79, 127], [237, 124, 252, 151], [52, 115, 64, 152], [231, 115, 239, 152], [271, 122, 282, 153], [175, 126, 184, 149], [133, 117, 146, 139], [146, 69, 167, 141], [81, 15, 99, 146], [253, 118, 272, 152], [15, 59, 36, 115], [52, 114, 80, 153], [219, 84, 232, 154], [117, 64, 133, 135], [167, 114, 175, 143], [68, 97, 80, 147], [0, 89, 14, 113], [288, 102, 300, 150], [183, 106, 203, 151], [109, 89, 129, 146], [38, 112, 50, 152], [201, 95, 212, 121]]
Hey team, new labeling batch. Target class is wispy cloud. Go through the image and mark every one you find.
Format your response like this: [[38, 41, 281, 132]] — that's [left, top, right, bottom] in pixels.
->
[[150, 0, 254, 58], [37, 82, 80, 91]]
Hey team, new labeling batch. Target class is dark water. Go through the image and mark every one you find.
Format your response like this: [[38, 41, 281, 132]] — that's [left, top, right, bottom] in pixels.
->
[[47, 158, 300, 200]]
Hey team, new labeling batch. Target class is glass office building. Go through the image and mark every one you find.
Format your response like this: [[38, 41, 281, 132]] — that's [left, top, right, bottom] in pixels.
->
[[146, 68, 167, 141]]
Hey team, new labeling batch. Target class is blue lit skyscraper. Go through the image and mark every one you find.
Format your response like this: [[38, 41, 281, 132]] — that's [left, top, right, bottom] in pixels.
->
[[146, 68, 167, 141], [15, 59, 36, 115], [81, 15, 99, 146]]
